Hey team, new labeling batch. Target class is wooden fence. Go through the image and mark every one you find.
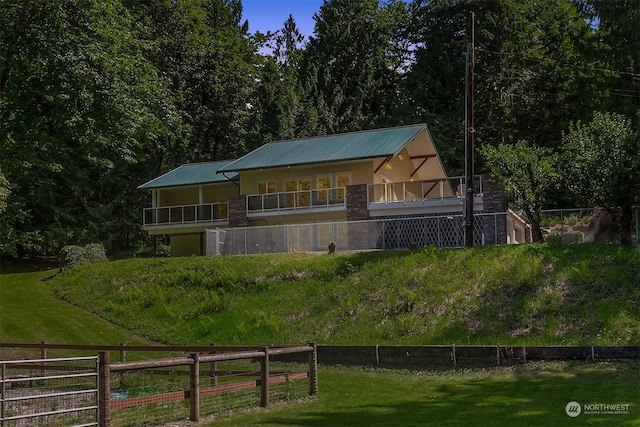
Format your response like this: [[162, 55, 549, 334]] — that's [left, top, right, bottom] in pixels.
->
[[317, 344, 640, 368], [0, 343, 318, 427]]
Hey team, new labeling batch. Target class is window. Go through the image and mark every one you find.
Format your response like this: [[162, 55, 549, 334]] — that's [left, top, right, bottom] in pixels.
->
[[317, 176, 332, 201], [258, 181, 276, 194], [336, 173, 350, 199], [285, 178, 311, 208]]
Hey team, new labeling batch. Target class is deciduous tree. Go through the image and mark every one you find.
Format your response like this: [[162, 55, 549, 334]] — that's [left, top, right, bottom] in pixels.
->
[[480, 141, 558, 242], [561, 111, 640, 245]]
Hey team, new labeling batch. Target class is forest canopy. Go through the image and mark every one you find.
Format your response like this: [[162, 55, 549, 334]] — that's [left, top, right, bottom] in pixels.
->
[[1, 0, 638, 256]]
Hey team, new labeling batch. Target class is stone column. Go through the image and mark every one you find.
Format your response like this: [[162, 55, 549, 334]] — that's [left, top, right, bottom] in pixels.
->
[[480, 175, 507, 245], [228, 195, 249, 228], [346, 184, 370, 250]]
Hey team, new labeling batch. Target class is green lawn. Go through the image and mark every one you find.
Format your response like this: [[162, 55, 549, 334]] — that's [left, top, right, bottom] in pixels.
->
[[208, 363, 640, 427], [0, 269, 151, 347]]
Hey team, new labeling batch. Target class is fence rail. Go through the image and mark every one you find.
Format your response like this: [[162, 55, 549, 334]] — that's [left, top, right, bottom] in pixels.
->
[[246, 186, 346, 215], [317, 345, 640, 369], [143, 202, 229, 229], [0, 343, 317, 427], [1, 356, 99, 427]]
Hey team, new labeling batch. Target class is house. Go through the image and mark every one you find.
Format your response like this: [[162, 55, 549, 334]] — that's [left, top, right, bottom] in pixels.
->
[[139, 124, 523, 256], [138, 160, 239, 256]]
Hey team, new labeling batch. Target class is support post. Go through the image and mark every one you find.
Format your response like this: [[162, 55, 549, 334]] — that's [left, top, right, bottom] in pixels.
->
[[465, 11, 475, 248], [260, 346, 270, 407], [209, 343, 218, 386], [98, 352, 111, 427], [309, 343, 318, 396], [40, 341, 47, 377], [189, 353, 200, 422], [119, 343, 126, 362], [452, 345, 457, 368]]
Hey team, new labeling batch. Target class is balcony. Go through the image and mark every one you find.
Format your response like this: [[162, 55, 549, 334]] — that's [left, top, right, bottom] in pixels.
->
[[143, 202, 229, 230], [247, 187, 346, 216], [367, 176, 483, 216]]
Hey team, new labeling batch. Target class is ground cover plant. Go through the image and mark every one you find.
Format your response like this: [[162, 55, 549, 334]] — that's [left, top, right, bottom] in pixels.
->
[[47, 244, 640, 346]]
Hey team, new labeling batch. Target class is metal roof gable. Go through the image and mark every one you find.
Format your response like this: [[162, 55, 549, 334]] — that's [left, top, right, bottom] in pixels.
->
[[138, 160, 238, 189], [218, 124, 427, 172]]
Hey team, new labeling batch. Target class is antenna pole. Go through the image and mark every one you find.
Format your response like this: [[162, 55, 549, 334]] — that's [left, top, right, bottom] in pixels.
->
[[465, 12, 475, 248]]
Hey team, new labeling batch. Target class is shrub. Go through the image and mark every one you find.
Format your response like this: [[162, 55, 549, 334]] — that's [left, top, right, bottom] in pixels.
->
[[85, 243, 107, 263], [545, 230, 584, 244], [60, 245, 87, 271], [59, 243, 108, 271]]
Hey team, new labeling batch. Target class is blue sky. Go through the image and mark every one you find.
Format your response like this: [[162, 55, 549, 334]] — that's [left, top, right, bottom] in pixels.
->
[[241, 0, 324, 38]]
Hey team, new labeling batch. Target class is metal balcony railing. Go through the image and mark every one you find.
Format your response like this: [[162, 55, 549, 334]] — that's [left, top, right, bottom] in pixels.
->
[[247, 187, 346, 215], [368, 176, 483, 204], [143, 202, 229, 228]]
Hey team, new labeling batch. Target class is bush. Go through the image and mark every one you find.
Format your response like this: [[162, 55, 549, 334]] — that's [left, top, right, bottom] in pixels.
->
[[60, 243, 108, 271], [60, 245, 87, 271], [545, 230, 584, 244], [85, 243, 108, 263]]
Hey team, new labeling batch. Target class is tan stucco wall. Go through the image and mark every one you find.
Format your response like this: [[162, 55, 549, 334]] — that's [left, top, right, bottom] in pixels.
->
[[170, 233, 202, 257], [239, 161, 374, 195], [157, 182, 238, 207], [248, 210, 347, 227]]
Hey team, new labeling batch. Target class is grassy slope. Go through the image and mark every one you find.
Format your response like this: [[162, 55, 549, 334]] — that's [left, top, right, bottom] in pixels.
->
[[0, 269, 151, 346], [45, 244, 640, 346]]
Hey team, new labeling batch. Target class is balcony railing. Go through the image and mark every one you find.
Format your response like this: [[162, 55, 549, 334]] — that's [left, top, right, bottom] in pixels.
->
[[368, 176, 483, 204], [143, 202, 229, 228], [247, 187, 346, 215]]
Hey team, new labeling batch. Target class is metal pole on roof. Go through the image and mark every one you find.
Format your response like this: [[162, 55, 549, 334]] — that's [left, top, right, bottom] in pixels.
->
[[465, 12, 475, 248]]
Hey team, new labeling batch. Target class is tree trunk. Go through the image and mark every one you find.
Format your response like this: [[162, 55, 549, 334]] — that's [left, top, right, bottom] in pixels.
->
[[526, 208, 545, 243], [618, 203, 633, 246]]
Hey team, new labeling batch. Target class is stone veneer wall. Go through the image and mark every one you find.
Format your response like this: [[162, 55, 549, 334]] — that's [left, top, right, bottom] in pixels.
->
[[480, 175, 507, 245], [346, 184, 370, 250], [228, 195, 249, 228]]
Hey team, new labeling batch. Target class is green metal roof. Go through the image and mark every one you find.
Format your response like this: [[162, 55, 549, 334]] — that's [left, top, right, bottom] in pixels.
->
[[218, 124, 427, 172], [138, 160, 238, 190]]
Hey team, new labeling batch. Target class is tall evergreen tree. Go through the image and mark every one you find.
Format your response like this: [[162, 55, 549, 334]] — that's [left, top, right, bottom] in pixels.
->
[[302, 0, 409, 135], [250, 15, 306, 146], [476, 0, 596, 150], [126, 0, 257, 163], [581, 0, 640, 121]]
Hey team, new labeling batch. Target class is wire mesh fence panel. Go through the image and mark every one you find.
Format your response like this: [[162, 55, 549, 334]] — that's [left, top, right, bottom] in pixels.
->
[[1, 357, 98, 427], [110, 367, 191, 427], [267, 361, 311, 404], [198, 359, 262, 418]]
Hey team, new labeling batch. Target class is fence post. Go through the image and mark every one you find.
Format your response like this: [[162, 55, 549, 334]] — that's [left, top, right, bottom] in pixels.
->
[[260, 346, 270, 407], [40, 341, 47, 377], [209, 343, 218, 386], [119, 343, 126, 362], [98, 351, 111, 427], [309, 343, 318, 396], [452, 345, 457, 368], [190, 353, 200, 422]]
